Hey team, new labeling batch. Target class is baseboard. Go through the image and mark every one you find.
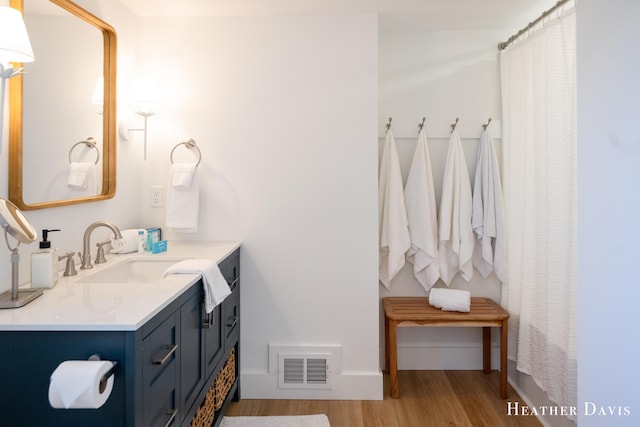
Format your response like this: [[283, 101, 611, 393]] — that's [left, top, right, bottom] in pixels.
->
[[240, 371, 383, 400]]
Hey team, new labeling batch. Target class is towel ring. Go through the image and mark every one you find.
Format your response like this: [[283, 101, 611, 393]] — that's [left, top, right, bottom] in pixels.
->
[[68, 137, 100, 165], [170, 138, 201, 166]]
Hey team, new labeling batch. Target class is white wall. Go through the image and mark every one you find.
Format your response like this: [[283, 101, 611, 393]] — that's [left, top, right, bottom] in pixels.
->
[[578, 1, 640, 426], [136, 14, 381, 399]]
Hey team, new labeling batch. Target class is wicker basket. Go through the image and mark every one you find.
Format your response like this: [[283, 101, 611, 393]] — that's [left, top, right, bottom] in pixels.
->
[[189, 348, 236, 427], [188, 381, 216, 427], [213, 348, 236, 411]]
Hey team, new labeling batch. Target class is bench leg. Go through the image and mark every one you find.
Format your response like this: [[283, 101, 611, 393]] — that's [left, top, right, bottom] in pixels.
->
[[384, 314, 389, 374], [388, 319, 399, 398], [483, 327, 491, 374], [500, 320, 508, 399]]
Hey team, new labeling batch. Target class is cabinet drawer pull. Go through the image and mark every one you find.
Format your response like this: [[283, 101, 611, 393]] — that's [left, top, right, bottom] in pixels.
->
[[152, 344, 178, 365], [163, 409, 177, 427], [227, 316, 238, 329], [227, 277, 238, 290], [202, 311, 214, 329]]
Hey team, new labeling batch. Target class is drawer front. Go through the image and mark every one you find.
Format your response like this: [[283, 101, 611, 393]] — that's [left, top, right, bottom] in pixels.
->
[[204, 303, 224, 377], [143, 312, 179, 427]]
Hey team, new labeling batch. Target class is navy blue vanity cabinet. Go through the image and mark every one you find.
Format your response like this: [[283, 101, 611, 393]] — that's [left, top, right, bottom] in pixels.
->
[[0, 248, 241, 427]]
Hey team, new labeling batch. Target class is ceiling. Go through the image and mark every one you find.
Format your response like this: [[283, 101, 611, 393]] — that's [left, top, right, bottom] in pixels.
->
[[116, 0, 562, 31]]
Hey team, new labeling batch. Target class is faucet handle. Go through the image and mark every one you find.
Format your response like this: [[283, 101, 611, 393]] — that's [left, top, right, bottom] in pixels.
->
[[95, 240, 110, 264], [59, 251, 78, 277]]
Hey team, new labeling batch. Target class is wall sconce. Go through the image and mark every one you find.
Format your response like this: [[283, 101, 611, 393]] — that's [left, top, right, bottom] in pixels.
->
[[0, 5, 34, 153], [119, 76, 159, 160]]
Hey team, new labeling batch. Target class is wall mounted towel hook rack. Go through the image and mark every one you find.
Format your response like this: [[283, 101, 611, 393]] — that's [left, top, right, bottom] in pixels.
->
[[418, 117, 426, 133], [482, 118, 492, 130], [450, 117, 460, 133], [68, 137, 100, 165], [170, 138, 202, 166], [386, 117, 392, 132]]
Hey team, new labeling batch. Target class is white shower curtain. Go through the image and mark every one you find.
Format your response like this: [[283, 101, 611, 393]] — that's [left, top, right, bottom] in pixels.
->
[[500, 9, 577, 412]]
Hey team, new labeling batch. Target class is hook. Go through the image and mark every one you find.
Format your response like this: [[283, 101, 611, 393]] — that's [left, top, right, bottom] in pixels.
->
[[386, 117, 392, 132], [482, 118, 492, 130], [450, 117, 459, 133], [418, 117, 426, 133]]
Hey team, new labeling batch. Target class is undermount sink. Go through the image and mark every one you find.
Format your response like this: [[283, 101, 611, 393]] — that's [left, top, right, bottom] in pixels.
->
[[81, 258, 188, 283]]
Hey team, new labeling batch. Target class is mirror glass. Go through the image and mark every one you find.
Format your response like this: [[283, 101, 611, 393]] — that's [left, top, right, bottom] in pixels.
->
[[0, 198, 37, 244], [8, 0, 116, 210]]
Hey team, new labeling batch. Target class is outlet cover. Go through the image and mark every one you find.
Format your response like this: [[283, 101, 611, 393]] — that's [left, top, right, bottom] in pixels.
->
[[151, 186, 163, 207]]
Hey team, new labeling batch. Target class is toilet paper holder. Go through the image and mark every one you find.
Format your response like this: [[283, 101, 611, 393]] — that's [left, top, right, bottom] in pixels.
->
[[88, 354, 118, 393]]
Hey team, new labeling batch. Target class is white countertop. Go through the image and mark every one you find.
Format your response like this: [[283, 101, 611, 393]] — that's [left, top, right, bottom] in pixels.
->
[[0, 241, 241, 332]]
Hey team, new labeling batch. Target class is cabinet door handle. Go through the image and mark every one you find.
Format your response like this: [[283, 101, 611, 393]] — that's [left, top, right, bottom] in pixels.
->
[[163, 409, 177, 427], [152, 344, 178, 365], [227, 277, 238, 290], [227, 316, 238, 329], [202, 311, 214, 329]]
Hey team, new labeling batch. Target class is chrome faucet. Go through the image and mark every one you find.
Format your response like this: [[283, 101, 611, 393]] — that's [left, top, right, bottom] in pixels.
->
[[80, 221, 123, 269]]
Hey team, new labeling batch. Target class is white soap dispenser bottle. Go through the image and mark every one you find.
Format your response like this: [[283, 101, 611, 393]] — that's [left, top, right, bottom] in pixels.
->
[[31, 229, 60, 289]]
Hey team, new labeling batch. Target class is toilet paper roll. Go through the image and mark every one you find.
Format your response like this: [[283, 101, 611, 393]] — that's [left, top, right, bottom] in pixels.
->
[[48, 360, 115, 409]]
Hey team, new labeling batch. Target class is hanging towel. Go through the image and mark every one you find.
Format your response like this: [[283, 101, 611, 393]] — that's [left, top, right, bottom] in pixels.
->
[[67, 162, 97, 191], [110, 229, 145, 254], [162, 259, 231, 312], [438, 129, 474, 285], [429, 287, 471, 312], [378, 129, 410, 289], [404, 129, 439, 291], [166, 163, 199, 232], [472, 129, 506, 282]]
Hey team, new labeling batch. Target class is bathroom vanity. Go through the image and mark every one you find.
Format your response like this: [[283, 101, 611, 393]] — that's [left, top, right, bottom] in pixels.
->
[[0, 241, 240, 427]]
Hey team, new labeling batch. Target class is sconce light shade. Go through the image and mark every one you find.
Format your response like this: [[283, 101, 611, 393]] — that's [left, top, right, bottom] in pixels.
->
[[0, 6, 34, 64], [132, 76, 159, 116]]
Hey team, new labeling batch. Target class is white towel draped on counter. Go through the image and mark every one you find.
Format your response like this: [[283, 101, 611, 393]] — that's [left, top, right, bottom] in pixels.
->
[[166, 163, 199, 233], [404, 129, 439, 291], [378, 129, 410, 289], [162, 259, 231, 313], [438, 129, 474, 285], [472, 129, 505, 282]]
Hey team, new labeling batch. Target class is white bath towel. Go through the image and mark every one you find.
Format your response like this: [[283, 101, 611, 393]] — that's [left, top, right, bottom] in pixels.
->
[[472, 129, 506, 282], [67, 162, 97, 191], [170, 163, 196, 189], [378, 129, 410, 289], [166, 163, 199, 232], [438, 129, 474, 285], [163, 259, 231, 312], [110, 229, 145, 254], [429, 287, 471, 312], [404, 129, 439, 291]]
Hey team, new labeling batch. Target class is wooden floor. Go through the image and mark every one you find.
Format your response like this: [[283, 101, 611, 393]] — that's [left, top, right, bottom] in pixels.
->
[[225, 371, 543, 427]]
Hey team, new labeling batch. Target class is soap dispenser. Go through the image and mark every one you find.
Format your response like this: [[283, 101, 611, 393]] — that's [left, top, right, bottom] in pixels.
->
[[31, 229, 61, 289]]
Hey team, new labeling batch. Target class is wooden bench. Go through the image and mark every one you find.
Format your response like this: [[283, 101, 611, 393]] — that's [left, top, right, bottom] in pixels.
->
[[383, 296, 509, 399]]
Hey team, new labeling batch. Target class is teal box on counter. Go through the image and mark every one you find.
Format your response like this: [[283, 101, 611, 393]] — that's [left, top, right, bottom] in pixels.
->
[[151, 240, 168, 254], [146, 227, 161, 252]]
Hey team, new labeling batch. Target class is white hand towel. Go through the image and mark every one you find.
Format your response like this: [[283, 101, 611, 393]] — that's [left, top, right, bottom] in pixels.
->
[[472, 129, 506, 282], [67, 162, 96, 190], [170, 163, 196, 189], [438, 129, 474, 285], [162, 259, 231, 312], [166, 163, 199, 232], [378, 129, 410, 289], [429, 287, 471, 312], [405, 129, 439, 291], [110, 229, 145, 254]]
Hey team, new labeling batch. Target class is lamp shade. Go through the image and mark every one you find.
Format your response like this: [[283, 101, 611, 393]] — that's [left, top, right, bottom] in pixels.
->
[[0, 6, 34, 64]]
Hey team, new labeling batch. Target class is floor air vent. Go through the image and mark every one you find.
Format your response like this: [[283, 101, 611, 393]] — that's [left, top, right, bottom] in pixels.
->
[[278, 353, 333, 389]]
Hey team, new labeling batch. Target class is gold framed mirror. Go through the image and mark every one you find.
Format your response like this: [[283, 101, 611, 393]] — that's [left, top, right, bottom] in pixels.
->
[[8, 0, 116, 210]]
